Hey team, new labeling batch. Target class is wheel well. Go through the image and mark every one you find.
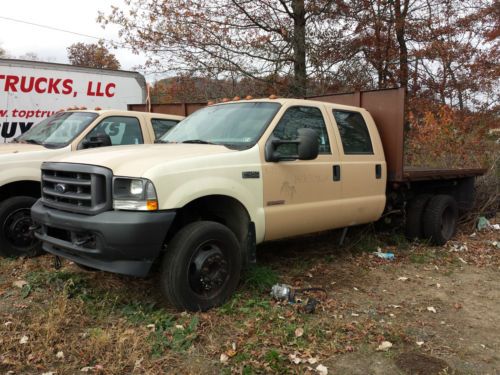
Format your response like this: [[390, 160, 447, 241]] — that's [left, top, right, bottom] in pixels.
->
[[168, 195, 250, 243], [0, 181, 41, 202]]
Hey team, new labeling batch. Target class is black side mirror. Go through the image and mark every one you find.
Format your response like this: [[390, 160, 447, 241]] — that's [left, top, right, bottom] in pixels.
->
[[82, 132, 112, 149], [265, 128, 319, 162]]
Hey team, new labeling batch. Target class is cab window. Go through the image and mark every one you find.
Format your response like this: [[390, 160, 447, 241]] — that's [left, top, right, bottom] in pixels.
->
[[85, 116, 143, 146], [333, 110, 373, 155], [272, 106, 331, 157], [151, 118, 180, 139]]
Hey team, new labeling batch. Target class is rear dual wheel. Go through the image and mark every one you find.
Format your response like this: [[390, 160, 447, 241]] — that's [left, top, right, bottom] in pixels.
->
[[160, 221, 242, 311], [405, 194, 458, 246]]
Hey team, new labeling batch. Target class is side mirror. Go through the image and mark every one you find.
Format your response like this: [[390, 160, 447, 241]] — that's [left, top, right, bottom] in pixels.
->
[[265, 128, 319, 162], [82, 132, 112, 149]]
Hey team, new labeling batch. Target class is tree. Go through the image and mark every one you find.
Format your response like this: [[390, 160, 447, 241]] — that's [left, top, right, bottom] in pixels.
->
[[99, 0, 337, 96], [67, 42, 121, 70]]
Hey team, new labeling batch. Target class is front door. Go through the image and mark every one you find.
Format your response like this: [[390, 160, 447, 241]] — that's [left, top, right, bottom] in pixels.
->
[[261, 104, 344, 241]]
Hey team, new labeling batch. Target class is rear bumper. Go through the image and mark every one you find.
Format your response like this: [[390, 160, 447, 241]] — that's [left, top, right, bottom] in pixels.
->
[[31, 199, 175, 277]]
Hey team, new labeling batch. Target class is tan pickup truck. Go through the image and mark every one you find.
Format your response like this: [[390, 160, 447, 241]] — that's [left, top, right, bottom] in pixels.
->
[[31, 92, 484, 311], [0, 109, 183, 257]]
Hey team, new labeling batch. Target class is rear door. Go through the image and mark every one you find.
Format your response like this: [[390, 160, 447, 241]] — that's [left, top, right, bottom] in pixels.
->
[[327, 109, 386, 225]]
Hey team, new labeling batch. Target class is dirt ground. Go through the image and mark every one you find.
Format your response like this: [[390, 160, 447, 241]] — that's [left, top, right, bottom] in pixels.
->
[[0, 217, 499, 375]]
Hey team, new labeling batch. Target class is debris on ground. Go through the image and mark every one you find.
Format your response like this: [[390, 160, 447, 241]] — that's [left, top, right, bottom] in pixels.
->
[[373, 247, 395, 260], [477, 216, 500, 231], [270, 284, 294, 302], [427, 306, 437, 313], [377, 341, 393, 351]]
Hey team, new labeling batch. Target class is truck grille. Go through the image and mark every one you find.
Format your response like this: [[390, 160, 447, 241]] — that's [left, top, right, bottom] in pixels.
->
[[41, 162, 113, 215]]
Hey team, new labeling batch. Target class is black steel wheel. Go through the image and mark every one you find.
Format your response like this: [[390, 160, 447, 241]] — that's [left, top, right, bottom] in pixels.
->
[[0, 196, 42, 257], [423, 195, 458, 246], [161, 221, 242, 311], [405, 194, 432, 241]]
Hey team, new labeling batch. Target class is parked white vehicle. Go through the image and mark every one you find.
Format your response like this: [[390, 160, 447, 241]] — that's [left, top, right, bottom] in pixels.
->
[[0, 109, 183, 257]]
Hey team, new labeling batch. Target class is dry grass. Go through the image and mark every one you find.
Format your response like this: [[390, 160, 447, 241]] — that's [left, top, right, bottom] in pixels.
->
[[1, 219, 499, 374]]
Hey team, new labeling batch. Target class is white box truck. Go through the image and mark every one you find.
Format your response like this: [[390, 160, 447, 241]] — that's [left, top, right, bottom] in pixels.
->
[[0, 58, 147, 143]]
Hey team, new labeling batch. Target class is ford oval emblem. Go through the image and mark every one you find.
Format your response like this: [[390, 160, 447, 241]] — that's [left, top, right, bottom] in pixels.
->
[[55, 183, 67, 194]]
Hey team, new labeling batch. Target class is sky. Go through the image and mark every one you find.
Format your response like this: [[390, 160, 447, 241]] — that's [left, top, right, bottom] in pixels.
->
[[0, 0, 157, 78]]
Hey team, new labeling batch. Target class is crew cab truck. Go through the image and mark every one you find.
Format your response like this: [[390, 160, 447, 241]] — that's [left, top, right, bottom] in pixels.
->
[[31, 91, 485, 311], [0, 110, 183, 257]]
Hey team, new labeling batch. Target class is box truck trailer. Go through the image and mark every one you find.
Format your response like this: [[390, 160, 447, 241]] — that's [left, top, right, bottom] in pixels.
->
[[0, 58, 147, 143]]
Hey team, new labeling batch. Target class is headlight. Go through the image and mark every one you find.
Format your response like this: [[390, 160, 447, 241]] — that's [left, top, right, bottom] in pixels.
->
[[113, 177, 158, 211]]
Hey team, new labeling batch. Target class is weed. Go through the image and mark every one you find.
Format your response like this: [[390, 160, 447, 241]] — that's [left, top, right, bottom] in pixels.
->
[[265, 349, 287, 373], [25, 270, 91, 299], [242, 265, 279, 293]]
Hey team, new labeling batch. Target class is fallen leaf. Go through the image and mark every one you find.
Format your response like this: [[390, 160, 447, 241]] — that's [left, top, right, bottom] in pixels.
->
[[397, 277, 408, 281], [427, 306, 437, 313], [416, 341, 424, 346], [376, 341, 393, 351], [4, 321, 12, 326], [436, 283, 441, 288], [41, 372, 56, 375], [295, 327, 304, 337], [220, 353, 229, 363], [458, 257, 467, 264], [226, 349, 237, 358], [289, 353, 302, 364], [351, 313, 359, 317], [80, 367, 93, 372], [316, 364, 328, 375], [19, 335, 28, 344], [56, 351, 64, 359], [175, 325, 184, 330], [454, 303, 463, 310], [146, 324, 155, 331], [307, 357, 319, 364], [12, 280, 28, 288]]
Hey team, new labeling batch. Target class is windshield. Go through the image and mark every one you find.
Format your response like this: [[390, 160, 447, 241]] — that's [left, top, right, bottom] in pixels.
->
[[16, 112, 99, 148], [160, 102, 281, 149]]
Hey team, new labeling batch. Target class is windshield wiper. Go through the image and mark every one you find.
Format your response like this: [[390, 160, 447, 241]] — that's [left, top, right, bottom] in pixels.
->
[[182, 139, 216, 145], [154, 139, 174, 144], [23, 139, 43, 145]]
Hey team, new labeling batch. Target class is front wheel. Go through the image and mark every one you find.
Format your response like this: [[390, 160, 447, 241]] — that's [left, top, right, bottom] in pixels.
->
[[160, 221, 242, 311], [0, 196, 42, 257]]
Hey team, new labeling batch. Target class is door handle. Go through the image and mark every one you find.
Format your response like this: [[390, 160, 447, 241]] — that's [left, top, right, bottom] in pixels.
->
[[333, 165, 341, 181], [375, 164, 382, 179]]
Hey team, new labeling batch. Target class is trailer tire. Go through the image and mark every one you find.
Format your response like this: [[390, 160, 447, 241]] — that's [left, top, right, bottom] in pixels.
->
[[0, 196, 42, 258], [160, 221, 242, 311], [405, 194, 432, 240], [423, 195, 458, 246]]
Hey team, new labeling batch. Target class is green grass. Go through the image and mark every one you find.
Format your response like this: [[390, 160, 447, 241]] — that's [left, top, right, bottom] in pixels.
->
[[241, 265, 279, 292]]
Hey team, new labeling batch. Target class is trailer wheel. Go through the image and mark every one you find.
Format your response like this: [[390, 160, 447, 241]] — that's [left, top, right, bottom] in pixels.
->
[[423, 195, 458, 246], [405, 194, 432, 240], [160, 221, 242, 311], [0, 196, 42, 258]]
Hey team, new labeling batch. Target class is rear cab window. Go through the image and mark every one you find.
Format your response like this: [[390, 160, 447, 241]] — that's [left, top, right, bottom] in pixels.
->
[[332, 110, 373, 155], [151, 118, 180, 139]]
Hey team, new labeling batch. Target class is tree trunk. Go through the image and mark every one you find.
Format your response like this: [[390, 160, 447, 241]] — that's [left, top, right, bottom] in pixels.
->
[[291, 0, 307, 97], [394, 0, 409, 91]]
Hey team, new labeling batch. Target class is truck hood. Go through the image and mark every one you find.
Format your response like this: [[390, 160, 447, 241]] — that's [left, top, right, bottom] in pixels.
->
[[49, 144, 237, 176], [0, 142, 68, 164], [0, 142, 46, 154]]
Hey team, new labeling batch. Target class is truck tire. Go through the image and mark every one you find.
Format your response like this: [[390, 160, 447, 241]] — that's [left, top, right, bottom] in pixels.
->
[[0, 196, 42, 257], [405, 194, 432, 240], [423, 195, 458, 246], [160, 221, 242, 311]]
